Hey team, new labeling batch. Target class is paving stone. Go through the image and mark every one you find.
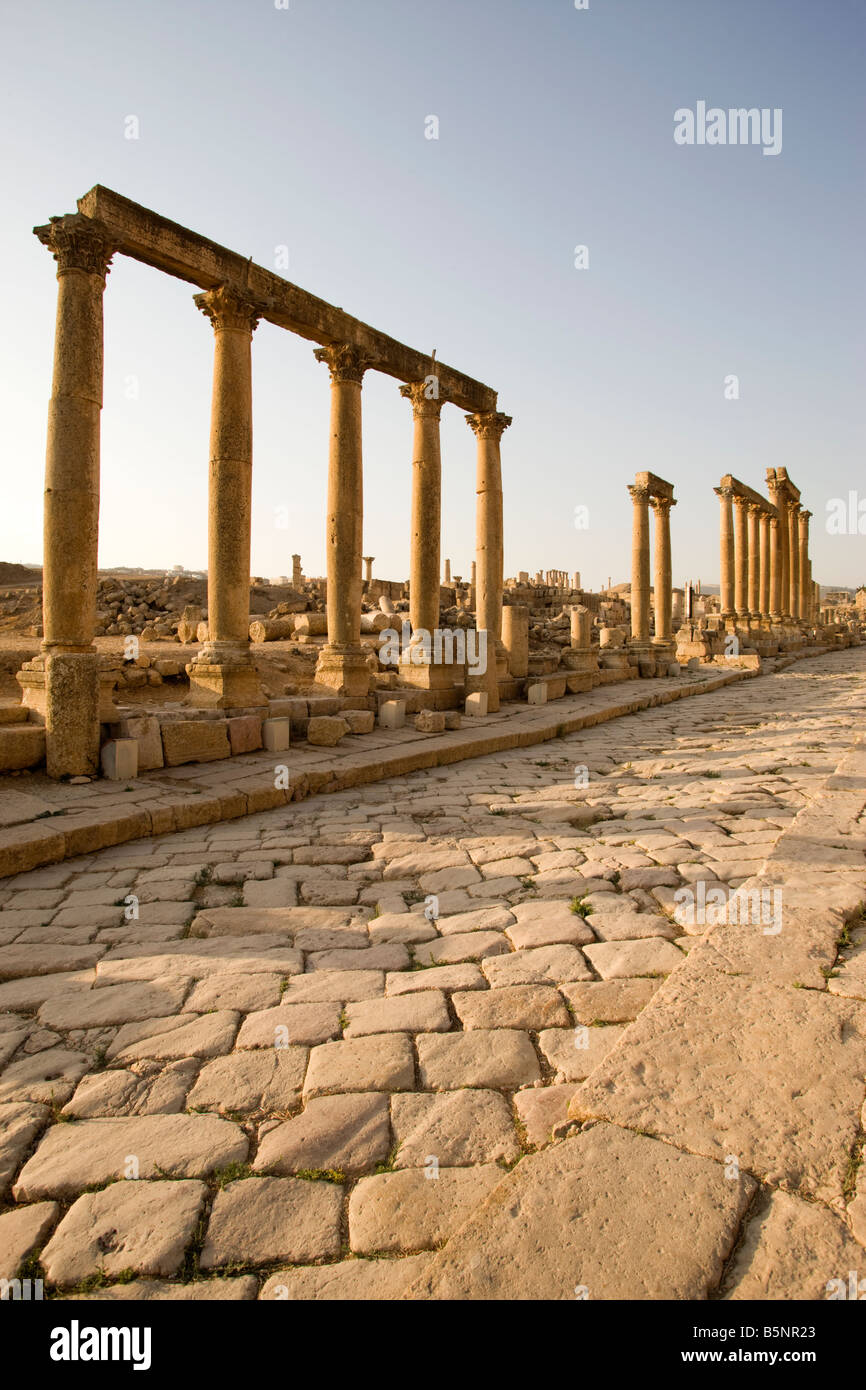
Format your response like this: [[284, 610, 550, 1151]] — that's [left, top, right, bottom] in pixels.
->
[[559, 977, 662, 1023], [40, 1179, 206, 1285], [186, 1049, 309, 1115], [344, 991, 450, 1037], [259, 1254, 431, 1300], [405, 1124, 755, 1299], [307, 944, 410, 973], [385, 964, 485, 995], [391, 1090, 519, 1167], [37, 978, 191, 1031], [107, 1011, 239, 1063], [586, 909, 677, 941], [582, 938, 684, 979], [349, 1165, 502, 1254], [724, 1188, 866, 1299], [506, 900, 595, 949], [416, 1030, 540, 1091], [254, 1092, 391, 1176], [434, 906, 515, 937], [184, 972, 283, 1014], [0, 1199, 59, 1279], [452, 984, 570, 1031], [413, 931, 509, 966], [0, 1047, 89, 1105], [482, 944, 592, 987], [236, 1003, 341, 1049], [571, 961, 866, 1208], [201, 1175, 342, 1268], [537, 1024, 627, 1082], [281, 970, 384, 1003], [368, 914, 437, 945], [67, 1276, 258, 1300], [14, 1114, 248, 1200], [514, 1085, 579, 1148], [62, 1063, 197, 1120], [304, 1034, 415, 1097], [0, 1102, 48, 1198], [0, 945, 105, 980]]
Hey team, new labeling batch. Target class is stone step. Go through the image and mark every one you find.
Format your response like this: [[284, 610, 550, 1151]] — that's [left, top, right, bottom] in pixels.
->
[[0, 704, 29, 725], [0, 724, 45, 771]]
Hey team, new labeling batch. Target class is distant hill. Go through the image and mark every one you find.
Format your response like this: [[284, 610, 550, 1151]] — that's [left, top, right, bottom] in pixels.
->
[[0, 562, 41, 584]]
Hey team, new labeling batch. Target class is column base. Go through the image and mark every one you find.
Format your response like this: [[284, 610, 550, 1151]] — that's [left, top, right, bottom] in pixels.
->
[[561, 648, 599, 678], [18, 651, 121, 725], [397, 655, 459, 691], [186, 643, 266, 708], [314, 644, 371, 697], [16, 652, 100, 778]]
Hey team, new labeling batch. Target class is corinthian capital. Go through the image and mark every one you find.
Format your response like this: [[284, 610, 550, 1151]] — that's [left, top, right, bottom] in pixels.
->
[[714, 485, 735, 501], [399, 380, 443, 418], [466, 410, 512, 441], [314, 342, 372, 384], [628, 483, 651, 504], [650, 495, 676, 514], [194, 284, 262, 335], [34, 214, 117, 282]]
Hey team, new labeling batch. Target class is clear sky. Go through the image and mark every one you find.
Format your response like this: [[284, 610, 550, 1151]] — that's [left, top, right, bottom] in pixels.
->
[[1, 0, 863, 591]]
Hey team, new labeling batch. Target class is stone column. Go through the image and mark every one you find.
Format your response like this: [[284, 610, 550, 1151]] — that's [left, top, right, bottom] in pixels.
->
[[187, 285, 265, 708], [20, 215, 117, 777], [399, 381, 448, 689], [650, 496, 675, 644], [466, 411, 511, 711], [714, 486, 735, 621], [769, 513, 782, 621], [733, 496, 750, 621], [775, 492, 791, 620], [501, 604, 529, 678], [628, 482, 651, 642], [313, 343, 371, 695], [798, 510, 811, 623], [747, 504, 761, 618], [788, 502, 800, 621], [758, 510, 771, 621], [292, 554, 302, 588], [362, 556, 374, 586]]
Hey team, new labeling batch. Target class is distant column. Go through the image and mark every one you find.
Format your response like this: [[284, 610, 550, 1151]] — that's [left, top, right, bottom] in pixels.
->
[[769, 513, 782, 621], [628, 481, 651, 641], [733, 496, 750, 620], [747, 504, 761, 618], [758, 510, 771, 620], [715, 485, 735, 619], [313, 342, 371, 695], [466, 410, 511, 711], [798, 510, 811, 623], [788, 502, 801, 620], [651, 495, 675, 643]]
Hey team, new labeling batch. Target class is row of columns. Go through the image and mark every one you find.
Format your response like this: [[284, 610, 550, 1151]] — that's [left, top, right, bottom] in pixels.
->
[[29, 210, 513, 772], [715, 481, 814, 625], [628, 478, 676, 647]]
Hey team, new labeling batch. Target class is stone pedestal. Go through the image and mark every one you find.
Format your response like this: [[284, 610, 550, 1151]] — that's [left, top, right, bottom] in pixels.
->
[[502, 604, 530, 679]]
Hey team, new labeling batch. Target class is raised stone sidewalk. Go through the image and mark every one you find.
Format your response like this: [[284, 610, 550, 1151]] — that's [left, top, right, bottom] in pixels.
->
[[0, 664, 764, 880]]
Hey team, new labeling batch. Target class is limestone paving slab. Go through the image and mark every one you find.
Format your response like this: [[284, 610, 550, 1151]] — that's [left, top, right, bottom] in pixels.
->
[[200, 1175, 343, 1268], [416, 1029, 540, 1091], [724, 1189, 866, 1300], [303, 1034, 415, 1097], [349, 1164, 503, 1255], [343, 991, 451, 1037], [404, 1124, 755, 1299], [40, 1179, 206, 1285], [259, 1254, 431, 1300], [391, 1090, 520, 1167], [186, 1049, 309, 1115], [254, 1092, 391, 1176], [0, 1199, 59, 1279], [452, 983, 570, 1031]]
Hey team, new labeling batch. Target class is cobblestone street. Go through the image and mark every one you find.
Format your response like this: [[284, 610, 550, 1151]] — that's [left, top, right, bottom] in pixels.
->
[[1, 647, 864, 1299]]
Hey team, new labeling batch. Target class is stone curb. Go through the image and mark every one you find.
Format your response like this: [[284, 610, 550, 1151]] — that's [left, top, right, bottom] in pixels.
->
[[0, 667, 761, 880]]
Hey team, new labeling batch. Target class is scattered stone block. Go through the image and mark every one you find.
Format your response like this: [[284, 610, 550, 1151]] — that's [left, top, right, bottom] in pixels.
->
[[116, 715, 163, 770], [527, 683, 547, 705], [307, 716, 349, 746], [444, 710, 462, 729], [343, 709, 375, 734], [379, 700, 406, 729], [100, 738, 138, 781], [414, 710, 446, 734], [161, 719, 230, 766], [465, 692, 487, 717], [262, 717, 290, 752], [227, 714, 263, 755]]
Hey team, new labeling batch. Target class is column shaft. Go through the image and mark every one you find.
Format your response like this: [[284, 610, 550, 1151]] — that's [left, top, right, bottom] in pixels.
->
[[651, 498, 675, 642], [759, 512, 771, 620], [314, 344, 370, 695], [769, 516, 782, 620], [798, 511, 811, 623], [715, 487, 735, 618], [747, 505, 760, 616], [467, 411, 511, 711], [401, 383, 442, 636], [733, 498, 750, 619], [628, 484, 651, 640], [788, 503, 800, 620]]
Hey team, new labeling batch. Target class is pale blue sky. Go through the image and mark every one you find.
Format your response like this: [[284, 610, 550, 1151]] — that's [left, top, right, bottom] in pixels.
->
[[1, 0, 863, 589]]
